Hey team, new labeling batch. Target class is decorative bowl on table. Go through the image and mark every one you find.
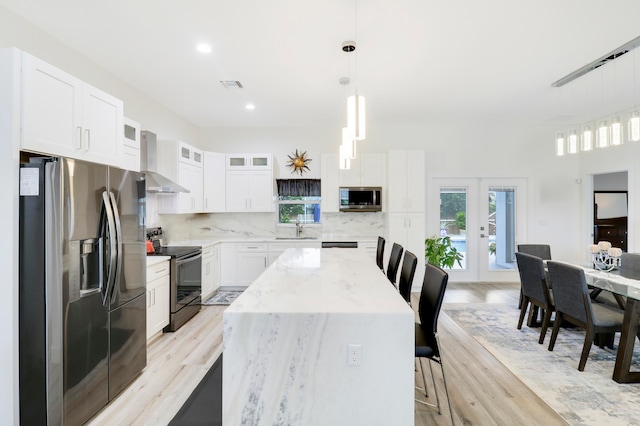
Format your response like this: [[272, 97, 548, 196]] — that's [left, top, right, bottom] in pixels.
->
[[590, 241, 622, 271]]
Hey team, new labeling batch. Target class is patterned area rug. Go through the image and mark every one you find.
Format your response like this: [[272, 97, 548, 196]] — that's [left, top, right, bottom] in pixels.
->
[[444, 303, 640, 426], [202, 290, 243, 306]]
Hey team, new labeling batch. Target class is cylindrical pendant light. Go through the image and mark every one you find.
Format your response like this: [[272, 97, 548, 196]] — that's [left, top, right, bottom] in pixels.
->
[[342, 127, 357, 159], [567, 129, 578, 154], [610, 116, 623, 146], [339, 143, 351, 170], [629, 111, 640, 141], [347, 94, 366, 140], [596, 120, 609, 148], [581, 125, 593, 151], [555, 133, 565, 156]]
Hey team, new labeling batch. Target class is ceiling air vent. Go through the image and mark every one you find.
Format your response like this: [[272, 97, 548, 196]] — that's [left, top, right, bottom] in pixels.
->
[[220, 80, 244, 88]]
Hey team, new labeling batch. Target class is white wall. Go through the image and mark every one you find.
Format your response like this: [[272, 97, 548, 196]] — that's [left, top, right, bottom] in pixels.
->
[[0, 48, 21, 426]]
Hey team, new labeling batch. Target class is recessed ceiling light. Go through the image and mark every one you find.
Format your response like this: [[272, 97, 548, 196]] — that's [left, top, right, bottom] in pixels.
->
[[245, 104, 256, 110], [196, 43, 212, 53]]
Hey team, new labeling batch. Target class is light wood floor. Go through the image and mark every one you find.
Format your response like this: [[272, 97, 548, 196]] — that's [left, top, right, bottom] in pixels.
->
[[88, 283, 568, 426]]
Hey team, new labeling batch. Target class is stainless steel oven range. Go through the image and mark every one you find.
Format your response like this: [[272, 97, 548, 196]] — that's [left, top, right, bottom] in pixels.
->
[[147, 227, 202, 331]]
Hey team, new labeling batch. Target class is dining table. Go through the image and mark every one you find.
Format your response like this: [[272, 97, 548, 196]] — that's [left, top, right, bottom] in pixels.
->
[[581, 266, 640, 383]]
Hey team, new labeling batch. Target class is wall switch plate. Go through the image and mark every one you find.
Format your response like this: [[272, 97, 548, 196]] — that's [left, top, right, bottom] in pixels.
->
[[348, 344, 362, 366]]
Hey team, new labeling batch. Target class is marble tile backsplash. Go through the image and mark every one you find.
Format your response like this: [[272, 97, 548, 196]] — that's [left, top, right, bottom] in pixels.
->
[[321, 212, 385, 238], [147, 193, 384, 242]]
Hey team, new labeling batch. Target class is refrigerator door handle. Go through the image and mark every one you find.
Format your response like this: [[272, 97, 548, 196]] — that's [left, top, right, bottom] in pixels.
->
[[102, 191, 117, 307], [108, 191, 123, 305]]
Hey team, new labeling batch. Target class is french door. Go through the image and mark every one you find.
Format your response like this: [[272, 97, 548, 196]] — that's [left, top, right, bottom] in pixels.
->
[[432, 178, 527, 282]]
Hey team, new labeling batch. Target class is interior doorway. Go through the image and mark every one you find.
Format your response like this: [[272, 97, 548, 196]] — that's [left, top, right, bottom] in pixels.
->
[[593, 171, 628, 252]]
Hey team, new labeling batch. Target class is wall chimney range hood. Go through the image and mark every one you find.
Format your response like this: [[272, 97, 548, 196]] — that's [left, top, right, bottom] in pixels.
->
[[140, 130, 189, 193]]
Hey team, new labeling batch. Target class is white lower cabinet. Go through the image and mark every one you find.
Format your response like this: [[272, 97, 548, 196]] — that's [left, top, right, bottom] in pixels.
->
[[221, 243, 237, 287], [236, 243, 268, 286], [146, 260, 170, 340], [222, 241, 325, 287], [201, 243, 220, 301]]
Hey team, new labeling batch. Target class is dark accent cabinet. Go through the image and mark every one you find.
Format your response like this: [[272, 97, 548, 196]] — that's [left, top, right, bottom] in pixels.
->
[[594, 220, 627, 252]]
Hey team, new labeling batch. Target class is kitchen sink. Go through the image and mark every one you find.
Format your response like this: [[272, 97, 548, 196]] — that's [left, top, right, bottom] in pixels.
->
[[275, 237, 318, 240]]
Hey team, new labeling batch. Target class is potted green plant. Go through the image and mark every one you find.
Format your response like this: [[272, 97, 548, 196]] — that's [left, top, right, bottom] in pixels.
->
[[424, 235, 464, 269]]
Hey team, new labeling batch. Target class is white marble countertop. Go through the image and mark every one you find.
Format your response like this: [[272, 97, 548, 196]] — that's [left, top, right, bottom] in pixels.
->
[[146, 256, 170, 267], [226, 247, 412, 314]]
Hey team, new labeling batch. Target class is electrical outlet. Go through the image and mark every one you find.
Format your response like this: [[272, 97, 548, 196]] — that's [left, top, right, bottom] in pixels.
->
[[348, 344, 361, 366]]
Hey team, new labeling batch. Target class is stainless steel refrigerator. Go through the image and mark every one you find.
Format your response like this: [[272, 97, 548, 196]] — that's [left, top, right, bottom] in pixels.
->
[[19, 156, 147, 425]]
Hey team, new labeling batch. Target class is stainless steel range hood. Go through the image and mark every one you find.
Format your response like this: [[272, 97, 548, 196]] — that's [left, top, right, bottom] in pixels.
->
[[140, 130, 189, 193]]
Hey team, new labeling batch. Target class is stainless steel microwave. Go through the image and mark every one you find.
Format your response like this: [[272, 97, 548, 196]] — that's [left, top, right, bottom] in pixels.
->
[[339, 187, 382, 212]]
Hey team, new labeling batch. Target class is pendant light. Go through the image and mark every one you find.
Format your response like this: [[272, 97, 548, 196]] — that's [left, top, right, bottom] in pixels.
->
[[347, 93, 366, 140], [345, 0, 365, 141], [567, 130, 579, 154], [555, 133, 565, 156], [342, 127, 357, 159], [611, 116, 623, 146], [339, 142, 351, 170], [581, 125, 593, 151], [629, 111, 640, 141], [596, 120, 609, 148]]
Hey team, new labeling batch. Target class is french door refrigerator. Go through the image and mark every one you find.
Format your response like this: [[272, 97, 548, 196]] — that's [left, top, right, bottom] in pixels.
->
[[19, 156, 147, 425]]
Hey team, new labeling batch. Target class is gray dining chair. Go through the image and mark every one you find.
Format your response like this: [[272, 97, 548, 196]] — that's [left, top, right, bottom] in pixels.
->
[[516, 244, 552, 314], [517, 244, 552, 261], [546, 261, 625, 371], [515, 252, 554, 344]]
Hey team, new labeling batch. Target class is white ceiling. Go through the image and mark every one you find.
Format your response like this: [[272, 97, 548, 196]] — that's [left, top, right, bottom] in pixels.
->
[[3, 0, 640, 129]]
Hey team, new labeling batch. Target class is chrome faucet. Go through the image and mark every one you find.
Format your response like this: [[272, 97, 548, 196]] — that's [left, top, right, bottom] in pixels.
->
[[295, 219, 303, 238]]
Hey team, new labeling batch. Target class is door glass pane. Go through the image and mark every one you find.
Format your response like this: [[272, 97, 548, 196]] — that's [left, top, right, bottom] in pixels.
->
[[488, 187, 516, 270], [440, 188, 466, 270]]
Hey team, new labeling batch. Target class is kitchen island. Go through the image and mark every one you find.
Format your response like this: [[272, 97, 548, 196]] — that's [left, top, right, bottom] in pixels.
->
[[223, 247, 415, 425]]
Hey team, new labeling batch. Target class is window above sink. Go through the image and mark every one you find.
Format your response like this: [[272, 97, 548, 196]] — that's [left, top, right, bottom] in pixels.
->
[[277, 196, 321, 224], [276, 179, 321, 225]]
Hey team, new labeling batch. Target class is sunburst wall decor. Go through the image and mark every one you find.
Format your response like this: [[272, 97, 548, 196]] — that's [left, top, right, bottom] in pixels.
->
[[286, 149, 312, 175]]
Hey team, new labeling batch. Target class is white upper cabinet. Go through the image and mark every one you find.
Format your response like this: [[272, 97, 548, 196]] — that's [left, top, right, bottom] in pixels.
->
[[157, 140, 204, 214], [203, 152, 226, 213], [121, 117, 140, 172], [387, 150, 425, 213], [21, 52, 123, 168], [321, 153, 340, 213], [339, 153, 386, 187], [225, 154, 273, 212], [226, 153, 272, 170]]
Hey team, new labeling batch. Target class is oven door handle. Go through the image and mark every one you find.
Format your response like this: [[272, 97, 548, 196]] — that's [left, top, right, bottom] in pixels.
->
[[176, 253, 202, 266]]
